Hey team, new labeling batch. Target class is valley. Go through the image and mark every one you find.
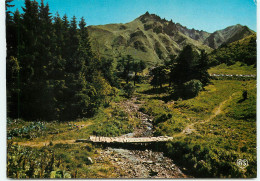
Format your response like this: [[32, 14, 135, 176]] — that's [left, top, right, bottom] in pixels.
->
[[7, 76, 256, 178], [6, 1, 256, 178]]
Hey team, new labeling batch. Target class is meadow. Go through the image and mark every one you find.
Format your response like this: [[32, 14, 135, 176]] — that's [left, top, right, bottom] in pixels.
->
[[7, 63, 256, 178]]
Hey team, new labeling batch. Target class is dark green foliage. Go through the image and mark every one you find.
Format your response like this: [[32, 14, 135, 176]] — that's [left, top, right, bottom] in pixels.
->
[[92, 119, 133, 137], [195, 50, 210, 85], [168, 45, 210, 98], [150, 65, 169, 88], [117, 55, 134, 84], [7, 143, 71, 178], [148, 45, 209, 99], [182, 79, 203, 98], [116, 55, 147, 85], [165, 141, 251, 178], [132, 60, 146, 85], [170, 45, 210, 86], [6, 0, 113, 121], [242, 90, 248, 100], [209, 34, 256, 67], [123, 83, 135, 98], [170, 45, 199, 85], [154, 113, 172, 125], [7, 121, 47, 140], [100, 57, 119, 87]]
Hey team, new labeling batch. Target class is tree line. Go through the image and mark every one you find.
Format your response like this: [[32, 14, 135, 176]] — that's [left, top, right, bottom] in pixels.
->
[[6, 0, 115, 121], [150, 45, 210, 99], [6, 0, 210, 121]]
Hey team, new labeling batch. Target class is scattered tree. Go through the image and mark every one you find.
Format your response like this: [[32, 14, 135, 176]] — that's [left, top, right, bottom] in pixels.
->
[[123, 83, 135, 98], [132, 60, 146, 85]]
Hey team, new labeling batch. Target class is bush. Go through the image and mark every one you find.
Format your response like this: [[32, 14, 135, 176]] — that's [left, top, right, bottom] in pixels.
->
[[182, 79, 203, 98], [123, 83, 135, 98], [154, 113, 172, 125]]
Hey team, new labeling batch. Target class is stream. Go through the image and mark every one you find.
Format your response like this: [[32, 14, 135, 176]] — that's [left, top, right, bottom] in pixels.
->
[[93, 97, 188, 178]]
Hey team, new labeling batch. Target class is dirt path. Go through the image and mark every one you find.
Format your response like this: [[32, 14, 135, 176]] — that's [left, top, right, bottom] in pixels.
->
[[13, 139, 78, 147], [179, 93, 236, 136]]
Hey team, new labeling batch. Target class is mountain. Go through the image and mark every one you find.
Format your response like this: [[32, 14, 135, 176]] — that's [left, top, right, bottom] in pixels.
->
[[209, 33, 256, 66], [87, 12, 254, 65], [203, 24, 255, 49], [175, 23, 210, 43]]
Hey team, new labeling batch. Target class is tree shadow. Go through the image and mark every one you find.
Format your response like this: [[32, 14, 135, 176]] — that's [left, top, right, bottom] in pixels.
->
[[149, 95, 173, 103], [237, 98, 246, 103], [141, 87, 168, 95]]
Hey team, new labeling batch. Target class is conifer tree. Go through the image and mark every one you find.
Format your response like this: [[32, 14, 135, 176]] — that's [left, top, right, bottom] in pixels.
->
[[195, 50, 210, 85], [6, 0, 113, 121]]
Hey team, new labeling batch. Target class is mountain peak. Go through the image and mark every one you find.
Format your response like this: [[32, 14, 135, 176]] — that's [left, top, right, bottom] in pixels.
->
[[137, 12, 166, 23], [87, 13, 254, 66], [203, 24, 254, 49]]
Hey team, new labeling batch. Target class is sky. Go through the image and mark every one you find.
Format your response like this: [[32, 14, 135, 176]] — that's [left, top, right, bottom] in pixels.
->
[[8, 0, 257, 33]]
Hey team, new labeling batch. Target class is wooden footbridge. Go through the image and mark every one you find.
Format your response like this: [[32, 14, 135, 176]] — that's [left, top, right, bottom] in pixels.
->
[[76, 136, 173, 144]]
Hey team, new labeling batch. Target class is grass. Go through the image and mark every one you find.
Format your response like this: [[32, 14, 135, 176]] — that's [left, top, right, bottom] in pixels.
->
[[7, 72, 256, 178], [7, 142, 119, 178], [8, 100, 137, 143], [208, 62, 256, 75], [132, 79, 256, 178]]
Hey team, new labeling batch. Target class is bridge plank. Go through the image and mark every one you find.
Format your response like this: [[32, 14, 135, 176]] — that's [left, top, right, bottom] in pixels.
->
[[77, 136, 173, 144]]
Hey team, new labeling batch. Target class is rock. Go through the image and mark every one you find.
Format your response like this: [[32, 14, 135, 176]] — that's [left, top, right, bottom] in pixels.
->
[[149, 169, 158, 176], [87, 157, 93, 164]]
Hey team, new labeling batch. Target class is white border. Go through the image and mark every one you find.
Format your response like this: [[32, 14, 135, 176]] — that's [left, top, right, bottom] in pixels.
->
[[0, 0, 7, 180]]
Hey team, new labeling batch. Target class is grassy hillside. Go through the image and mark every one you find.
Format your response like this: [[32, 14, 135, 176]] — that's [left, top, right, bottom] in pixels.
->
[[208, 62, 256, 75], [209, 34, 256, 66], [87, 13, 254, 66], [87, 13, 213, 66]]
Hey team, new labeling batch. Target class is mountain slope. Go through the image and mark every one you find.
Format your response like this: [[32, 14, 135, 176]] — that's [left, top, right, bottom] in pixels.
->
[[87, 12, 254, 65], [209, 33, 256, 66], [87, 12, 212, 65], [203, 24, 254, 49]]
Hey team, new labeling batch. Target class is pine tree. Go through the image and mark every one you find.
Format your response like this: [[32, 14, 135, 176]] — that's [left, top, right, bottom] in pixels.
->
[[132, 60, 146, 85], [169, 45, 210, 99], [195, 50, 210, 86], [6, 0, 113, 121], [6, 0, 14, 22], [19, 0, 41, 119], [6, 4, 21, 118], [170, 45, 199, 86], [37, 0, 56, 120], [150, 65, 168, 88], [61, 14, 70, 60]]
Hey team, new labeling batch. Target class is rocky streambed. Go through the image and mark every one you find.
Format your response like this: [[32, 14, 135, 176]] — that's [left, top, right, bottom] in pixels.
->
[[94, 97, 188, 178], [95, 147, 187, 178]]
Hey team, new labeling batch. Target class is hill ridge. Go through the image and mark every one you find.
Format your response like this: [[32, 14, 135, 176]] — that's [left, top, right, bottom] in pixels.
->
[[87, 12, 254, 65]]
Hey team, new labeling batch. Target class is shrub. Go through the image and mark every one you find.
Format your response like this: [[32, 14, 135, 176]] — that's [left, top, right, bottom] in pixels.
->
[[154, 113, 172, 125], [123, 83, 135, 98], [182, 79, 203, 98]]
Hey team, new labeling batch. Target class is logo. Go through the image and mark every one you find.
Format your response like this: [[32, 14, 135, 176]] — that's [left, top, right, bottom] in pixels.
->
[[236, 159, 248, 168]]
